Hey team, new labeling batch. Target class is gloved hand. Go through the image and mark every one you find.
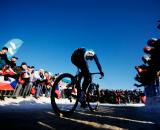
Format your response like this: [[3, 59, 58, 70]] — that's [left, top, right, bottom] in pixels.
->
[[100, 71, 104, 79]]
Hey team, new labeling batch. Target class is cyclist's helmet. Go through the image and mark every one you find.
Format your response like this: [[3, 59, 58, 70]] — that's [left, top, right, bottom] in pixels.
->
[[84, 50, 95, 60]]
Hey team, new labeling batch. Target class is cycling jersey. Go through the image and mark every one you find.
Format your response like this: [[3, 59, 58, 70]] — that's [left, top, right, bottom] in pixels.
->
[[71, 47, 103, 92]]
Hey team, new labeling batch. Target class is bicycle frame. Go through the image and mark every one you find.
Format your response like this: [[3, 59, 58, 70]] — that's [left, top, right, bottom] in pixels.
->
[[74, 69, 101, 91]]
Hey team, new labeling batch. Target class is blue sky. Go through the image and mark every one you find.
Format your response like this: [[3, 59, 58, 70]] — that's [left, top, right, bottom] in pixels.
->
[[0, 0, 160, 90]]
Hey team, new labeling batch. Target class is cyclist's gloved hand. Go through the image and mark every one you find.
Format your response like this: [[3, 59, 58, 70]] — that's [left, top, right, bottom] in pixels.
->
[[100, 71, 104, 79]]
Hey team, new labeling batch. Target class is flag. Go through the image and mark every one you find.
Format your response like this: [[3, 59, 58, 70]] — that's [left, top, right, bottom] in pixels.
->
[[0, 76, 14, 91], [4, 38, 24, 58]]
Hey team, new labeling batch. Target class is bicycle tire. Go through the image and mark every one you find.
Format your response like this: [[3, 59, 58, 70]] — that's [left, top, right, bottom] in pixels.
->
[[51, 73, 79, 117]]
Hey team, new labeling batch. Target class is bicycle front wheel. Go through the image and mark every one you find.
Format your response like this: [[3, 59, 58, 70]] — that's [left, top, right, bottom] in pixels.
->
[[87, 83, 100, 112], [51, 73, 79, 117]]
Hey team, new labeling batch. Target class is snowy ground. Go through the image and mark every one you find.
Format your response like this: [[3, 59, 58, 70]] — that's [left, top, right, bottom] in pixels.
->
[[0, 96, 52, 110], [0, 96, 145, 110]]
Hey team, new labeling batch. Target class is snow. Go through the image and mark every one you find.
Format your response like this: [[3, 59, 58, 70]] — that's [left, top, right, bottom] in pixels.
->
[[0, 96, 51, 110], [100, 103, 145, 107], [0, 96, 145, 111]]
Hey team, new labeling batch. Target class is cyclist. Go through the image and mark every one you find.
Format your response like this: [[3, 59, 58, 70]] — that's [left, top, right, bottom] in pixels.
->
[[71, 47, 104, 107]]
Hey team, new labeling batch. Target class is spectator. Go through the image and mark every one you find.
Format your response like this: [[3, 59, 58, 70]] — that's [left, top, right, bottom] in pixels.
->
[[44, 71, 52, 97], [29, 66, 36, 95], [10, 56, 18, 70], [21, 64, 32, 98], [0, 48, 18, 80], [33, 69, 46, 99], [12, 62, 29, 98], [0, 47, 9, 70], [30, 66, 35, 74]]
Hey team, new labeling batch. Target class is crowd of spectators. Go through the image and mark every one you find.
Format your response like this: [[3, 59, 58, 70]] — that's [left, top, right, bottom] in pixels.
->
[[99, 89, 145, 104], [0, 46, 56, 100]]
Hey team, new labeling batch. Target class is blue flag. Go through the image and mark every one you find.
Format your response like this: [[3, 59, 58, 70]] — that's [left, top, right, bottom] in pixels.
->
[[4, 39, 24, 58]]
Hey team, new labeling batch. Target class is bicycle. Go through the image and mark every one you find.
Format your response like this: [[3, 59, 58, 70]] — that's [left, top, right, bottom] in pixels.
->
[[51, 69, 101, 117]]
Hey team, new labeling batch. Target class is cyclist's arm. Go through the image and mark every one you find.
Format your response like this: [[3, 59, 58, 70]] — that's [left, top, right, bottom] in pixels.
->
[[93, 54, 103, 74]]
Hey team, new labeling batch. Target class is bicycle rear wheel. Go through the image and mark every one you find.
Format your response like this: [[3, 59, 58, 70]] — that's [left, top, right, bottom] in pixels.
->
[[51, 73, 79, 117], [87, 83, 100, 112]]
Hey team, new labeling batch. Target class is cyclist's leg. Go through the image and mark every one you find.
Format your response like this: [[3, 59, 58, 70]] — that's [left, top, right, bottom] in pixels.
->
[[71, 51, 89, 108], [82, 69, 91, 93], [80, 67, 91, 108]]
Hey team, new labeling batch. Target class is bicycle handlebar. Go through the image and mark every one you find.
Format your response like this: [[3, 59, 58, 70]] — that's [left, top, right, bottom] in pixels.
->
[[89, 72, 101, 75], [89, 72, 104, 79]]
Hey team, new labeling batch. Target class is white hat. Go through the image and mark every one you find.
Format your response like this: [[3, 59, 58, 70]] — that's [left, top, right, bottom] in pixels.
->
[[39, 69, 44, 72]]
